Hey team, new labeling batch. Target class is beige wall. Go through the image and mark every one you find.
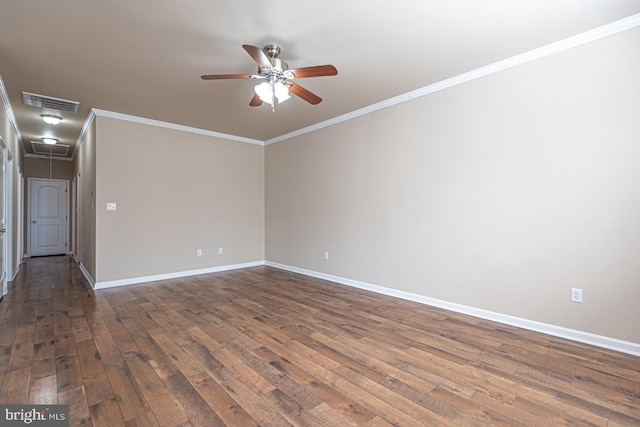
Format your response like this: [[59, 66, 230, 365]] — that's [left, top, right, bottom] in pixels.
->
[[23, 157, 74, 180], [74, 119, 97, 281], [266, 28, 640, 343], [0, 79, 24, 282], [94, 116, 264, 283]]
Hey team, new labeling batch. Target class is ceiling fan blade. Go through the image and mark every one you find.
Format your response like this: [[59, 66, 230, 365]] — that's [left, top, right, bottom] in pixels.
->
[[201, 73, 253, 80], [249, 94, 263, 107], [242, 44, 272, 69], [289, 83, 322, 105], [289, 65, 338, 79]]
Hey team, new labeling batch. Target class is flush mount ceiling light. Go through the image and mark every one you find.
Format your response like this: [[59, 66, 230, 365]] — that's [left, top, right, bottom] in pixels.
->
[[41, 114, 62, 125], [201, 44, 337, 112], [42, 137, 58, 145]]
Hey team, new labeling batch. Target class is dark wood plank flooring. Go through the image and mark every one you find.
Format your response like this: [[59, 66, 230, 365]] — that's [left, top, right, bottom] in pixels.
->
[[1, 256, 639, 426]]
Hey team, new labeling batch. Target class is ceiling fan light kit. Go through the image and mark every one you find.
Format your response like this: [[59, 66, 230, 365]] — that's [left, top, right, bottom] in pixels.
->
[[201, 43, 337, 112], [255, 81, 291, 105]]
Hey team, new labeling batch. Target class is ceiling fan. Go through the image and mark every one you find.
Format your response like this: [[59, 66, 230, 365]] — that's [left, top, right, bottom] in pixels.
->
[[201, 44, 337, 111]]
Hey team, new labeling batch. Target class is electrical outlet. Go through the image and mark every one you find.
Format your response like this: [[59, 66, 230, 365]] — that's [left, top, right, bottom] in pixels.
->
[[570, 288, 583, 303], [324, 251, 329, 261], [218, 247, 224, 255], [197, 249, 203, 257]]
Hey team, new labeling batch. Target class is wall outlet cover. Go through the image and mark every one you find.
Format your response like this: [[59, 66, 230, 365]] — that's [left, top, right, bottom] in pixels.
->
[[571, 288, 583, 303]]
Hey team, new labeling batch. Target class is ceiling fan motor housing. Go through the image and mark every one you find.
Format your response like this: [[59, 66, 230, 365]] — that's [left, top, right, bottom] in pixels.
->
[[263, 44, 288, 70], [264, 44, 281, 58]]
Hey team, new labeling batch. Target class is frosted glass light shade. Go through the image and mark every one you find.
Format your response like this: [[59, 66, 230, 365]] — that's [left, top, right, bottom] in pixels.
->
[[254, 82, 272, 103], [41, 114, 62, 125], [274, 82, 290, 103], [254, 81, 290, 105]]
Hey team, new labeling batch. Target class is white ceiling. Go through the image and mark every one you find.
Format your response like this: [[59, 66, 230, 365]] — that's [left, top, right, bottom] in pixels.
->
[[1, 1, 639, 158]]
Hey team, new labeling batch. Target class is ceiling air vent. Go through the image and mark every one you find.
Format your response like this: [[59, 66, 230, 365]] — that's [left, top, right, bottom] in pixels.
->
[[22, 91, 79, 113]]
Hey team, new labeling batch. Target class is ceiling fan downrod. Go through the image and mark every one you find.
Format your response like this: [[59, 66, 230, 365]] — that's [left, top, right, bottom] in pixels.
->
[[270, 78, 276, 112]]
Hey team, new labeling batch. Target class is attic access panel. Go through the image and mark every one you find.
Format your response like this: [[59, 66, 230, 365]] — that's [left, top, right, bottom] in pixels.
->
[[30, 141, 71, 157]]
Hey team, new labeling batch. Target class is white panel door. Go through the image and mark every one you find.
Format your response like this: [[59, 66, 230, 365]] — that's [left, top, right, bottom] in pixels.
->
[[29, 179, 68, 257]]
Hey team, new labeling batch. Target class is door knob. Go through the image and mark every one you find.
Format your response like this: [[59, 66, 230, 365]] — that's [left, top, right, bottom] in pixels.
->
[[32, 220, 37, 224]]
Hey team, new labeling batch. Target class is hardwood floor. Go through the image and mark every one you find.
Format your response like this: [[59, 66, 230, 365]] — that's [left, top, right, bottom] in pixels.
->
[[1, 256, 639, 426]]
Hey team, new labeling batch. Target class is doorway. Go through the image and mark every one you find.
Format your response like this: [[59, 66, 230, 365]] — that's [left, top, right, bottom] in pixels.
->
[[28, 178, 69, 257]]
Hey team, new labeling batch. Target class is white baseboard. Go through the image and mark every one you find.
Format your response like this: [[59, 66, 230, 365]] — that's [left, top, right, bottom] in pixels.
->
[[79, 263, 95, 289], [11, 265, 20, 281], [266, 261, 640, 357], [78, 257, 640, 356], [93, 261, 265, 290]]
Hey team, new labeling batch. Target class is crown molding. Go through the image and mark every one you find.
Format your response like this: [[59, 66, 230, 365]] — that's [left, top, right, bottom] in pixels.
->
[[0, 73, 23, 156], [92, 108, 264, 146], [71, 109, 96, 161], [265, 12, 640, 145], [71, 13, 640, 150]]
